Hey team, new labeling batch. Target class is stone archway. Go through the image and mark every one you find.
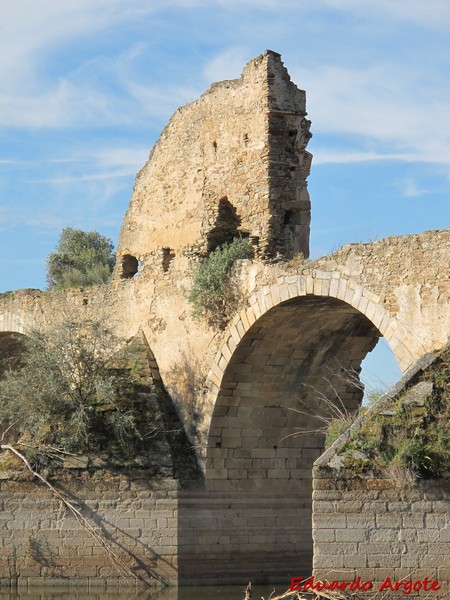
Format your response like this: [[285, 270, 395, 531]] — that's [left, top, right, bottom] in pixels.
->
[[0, 311, 25, 336], [0, 331, 28, 378], [179, 273, 409, 585]]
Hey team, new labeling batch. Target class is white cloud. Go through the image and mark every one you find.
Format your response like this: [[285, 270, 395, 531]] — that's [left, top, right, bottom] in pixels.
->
[[317, 0, 450, 30], [0, 143, 151, 233], [397, 179, 429, 198], [313, 151, 421, 166], [92, 147, 151, 171], [0, 146, 150, 175], [0, 1, 199, 129], [203, 47, 252, 83], [293, 63, 450, 166], [1, 1, 143, 88]]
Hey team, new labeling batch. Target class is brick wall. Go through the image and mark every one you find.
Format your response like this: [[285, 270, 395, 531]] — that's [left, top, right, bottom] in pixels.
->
[[312, 470, 450, 599], [0, 477, 178, 589]]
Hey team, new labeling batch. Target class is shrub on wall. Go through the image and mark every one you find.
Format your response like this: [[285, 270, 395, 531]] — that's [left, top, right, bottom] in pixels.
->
[[188, 237, 253, 327]]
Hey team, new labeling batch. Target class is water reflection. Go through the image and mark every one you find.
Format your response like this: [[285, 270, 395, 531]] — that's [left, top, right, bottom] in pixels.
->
[[0, 584, 286, 600]]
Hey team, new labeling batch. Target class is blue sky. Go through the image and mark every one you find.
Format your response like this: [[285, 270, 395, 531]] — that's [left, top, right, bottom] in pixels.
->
[[1, 0, 449, 390]]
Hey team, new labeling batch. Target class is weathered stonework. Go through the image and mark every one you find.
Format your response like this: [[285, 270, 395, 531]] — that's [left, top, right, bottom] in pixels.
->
[[0, 477, 179, 589], [312, 475, 450, 599], [0, 51, 449, 587], [115, 50, 312, 274], [312, 352, 450, 599]]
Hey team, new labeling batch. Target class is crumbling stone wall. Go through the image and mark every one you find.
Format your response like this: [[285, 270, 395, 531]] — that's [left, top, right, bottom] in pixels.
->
[[115, 50, 312, 280], [0, 50, 449, 588]]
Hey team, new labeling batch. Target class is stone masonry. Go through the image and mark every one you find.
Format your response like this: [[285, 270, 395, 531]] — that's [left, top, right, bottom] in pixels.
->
[[312, 353, 450, 599], [0, 477, 178, 589], [0, 51, 449, 587], [115, 50, 312, 275], [312, 475, 449, 599]]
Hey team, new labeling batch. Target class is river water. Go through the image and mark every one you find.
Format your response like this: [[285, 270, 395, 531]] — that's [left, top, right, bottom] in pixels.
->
[[0, 584, 289, 600]]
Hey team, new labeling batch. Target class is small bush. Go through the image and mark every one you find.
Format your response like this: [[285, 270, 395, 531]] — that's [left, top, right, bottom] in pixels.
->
[[325, 415, 354, 447], [188, 237, 253, 327], [0, 291, 14, 300]]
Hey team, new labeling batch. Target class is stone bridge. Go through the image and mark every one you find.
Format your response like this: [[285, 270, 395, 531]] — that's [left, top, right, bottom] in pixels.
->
[[0, 51, 449, 585]]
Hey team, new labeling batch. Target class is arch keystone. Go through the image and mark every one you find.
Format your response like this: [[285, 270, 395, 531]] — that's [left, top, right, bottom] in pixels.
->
[[269, 286, 280, 306], [337, 278, 348, 300], [313, 279, 323, 296]]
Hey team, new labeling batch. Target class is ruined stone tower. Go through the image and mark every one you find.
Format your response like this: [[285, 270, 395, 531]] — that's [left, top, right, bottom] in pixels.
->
[[115, 50, 312, 278]]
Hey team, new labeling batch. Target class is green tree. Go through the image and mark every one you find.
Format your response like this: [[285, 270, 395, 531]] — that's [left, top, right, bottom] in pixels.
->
[[46, 227, 115, 290]]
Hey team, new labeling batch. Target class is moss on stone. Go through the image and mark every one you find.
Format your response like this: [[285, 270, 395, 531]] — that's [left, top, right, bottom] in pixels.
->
[[339, 346, 449, 478]]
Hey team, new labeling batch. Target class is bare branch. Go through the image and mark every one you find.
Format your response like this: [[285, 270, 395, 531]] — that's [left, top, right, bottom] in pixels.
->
[[0, 419, 21, 442]]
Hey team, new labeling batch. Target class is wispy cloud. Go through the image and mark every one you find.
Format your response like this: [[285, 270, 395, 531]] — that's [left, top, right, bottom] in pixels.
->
[[317, 0, 450, 30], [203, 47, 251, 82], [396, 179, 429, 198], [0, 1, 196, 129], [294, 63, 450, 166], [0, 146, 150, 177], [313, 151, 422, 166]]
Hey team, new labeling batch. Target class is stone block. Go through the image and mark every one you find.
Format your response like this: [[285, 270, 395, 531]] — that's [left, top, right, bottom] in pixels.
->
[[376, 513, 402, 528], [314, 554, 344, 568], [313, 513, 347, 529], [369, 528, 398, 542], [313, 490, 344, 501], [312, 529, 335, 542], [400, 554, 419, 568], [402, 514, 425, 528], [398, 528, 417, 542], [346, 514, 376, 528], [417, 529, 440, 542], [367, 554, 401, 568], [342, 555, 367, 569], [400, 542, 428, 556], [431, 500, 450, 513], [335, 528, 368, 542], [425, 513, 450, 530], [313, 501, 337, 513]]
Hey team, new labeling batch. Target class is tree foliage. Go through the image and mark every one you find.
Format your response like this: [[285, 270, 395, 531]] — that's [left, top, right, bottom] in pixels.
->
[[46, 227, 115, 290], [0, 314, 158, 465]]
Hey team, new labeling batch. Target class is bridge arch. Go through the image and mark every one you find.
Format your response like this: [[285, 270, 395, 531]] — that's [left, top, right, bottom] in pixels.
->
[[0, 312, 30, 375], [185, 272, 415, 584], [206, 271, 415, 408], [0, 311, 26, 335]]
